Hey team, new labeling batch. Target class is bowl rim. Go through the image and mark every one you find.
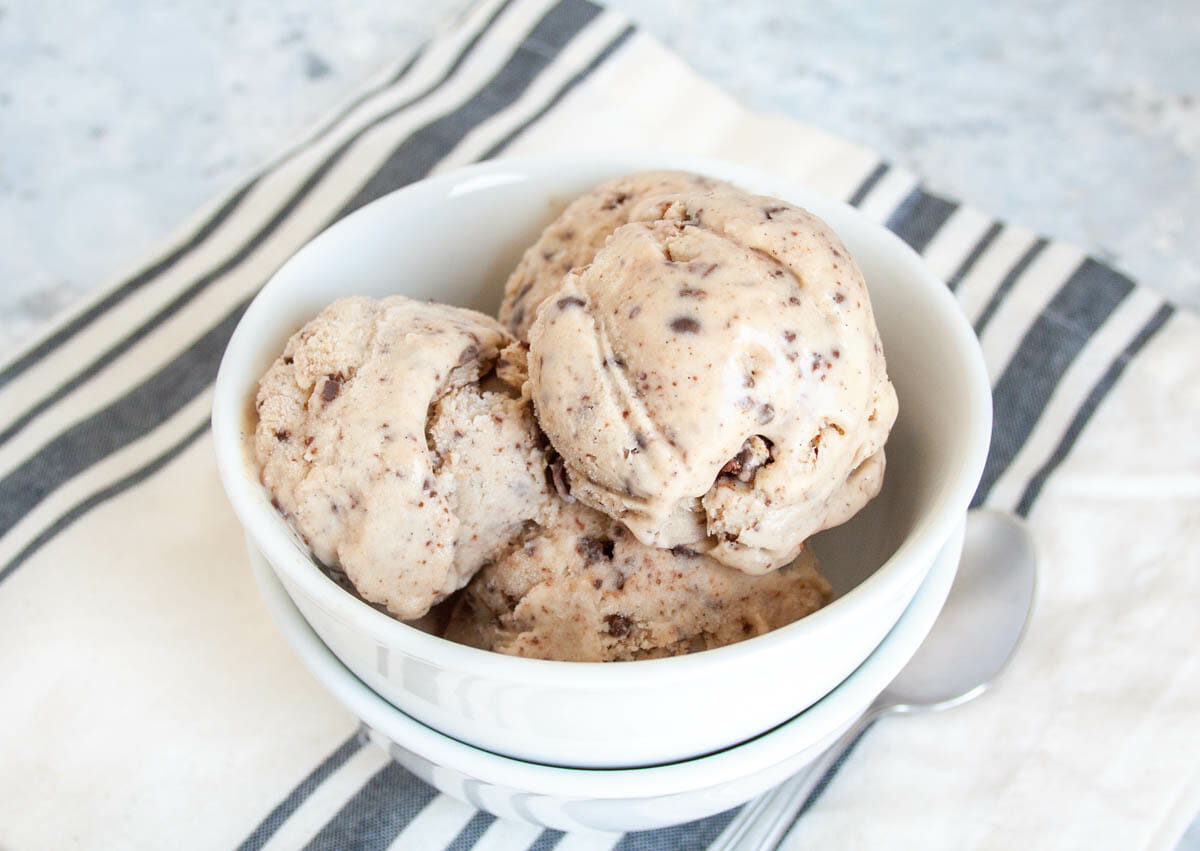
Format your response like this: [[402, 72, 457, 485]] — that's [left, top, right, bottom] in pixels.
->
[[212, 151, 992, 686], [249, 517, 962, 797]]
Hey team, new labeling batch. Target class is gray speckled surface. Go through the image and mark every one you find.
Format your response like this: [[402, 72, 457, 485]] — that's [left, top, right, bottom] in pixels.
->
[[0, 0, 1196, 844]]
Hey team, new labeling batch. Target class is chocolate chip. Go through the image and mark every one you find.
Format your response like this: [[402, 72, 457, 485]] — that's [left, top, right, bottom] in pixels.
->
[[678, 287, 707, 299], [782, 330, 796, 343], [577, 536, 616, 563], [600, 191, 630, 211], [721, 453, 747, 479], [592, 578, 603, 589], [320, 374, 342, 402], [762, 205, 787, 220], [274, 428, 291, 442], [557, 296, 586, 310], [629, 305, 642, 319], [670, 317, 701, 334], [758, 404, 775, 425], [720, 435, 774, 483], [670, 545, 700, 558], [788, 296, 802, 306], [615, 572, 626, 590], [605, 614, 632, 637], [547, 456, 574, 502], [634, 431, 648, 450], [282, 356, 294, 365], [834, 292, 846, 304]]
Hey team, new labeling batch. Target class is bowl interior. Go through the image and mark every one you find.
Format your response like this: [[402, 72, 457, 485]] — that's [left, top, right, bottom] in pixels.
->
[[214, 152, 990, 657]]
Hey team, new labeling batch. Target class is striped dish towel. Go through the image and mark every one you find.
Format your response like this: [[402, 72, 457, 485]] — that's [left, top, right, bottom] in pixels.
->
[[1, 0, 1197, 848]]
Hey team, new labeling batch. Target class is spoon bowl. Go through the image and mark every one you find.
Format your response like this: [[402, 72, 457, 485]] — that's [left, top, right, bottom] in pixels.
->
[[883, 508, 1036, 712]]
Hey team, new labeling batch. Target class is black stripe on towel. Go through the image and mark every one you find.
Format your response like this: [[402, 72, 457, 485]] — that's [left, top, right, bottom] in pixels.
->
[[885, 188, 958, 255], [445, 811, 498, 850], [0, 303, 247, 542], [0, 418, 209, 585], [1015, 303, 1175, 516], [481, 24, 636, 160], [972, 257, 1135, 506], [303, 762, 439, 851], [527, 828, 566, 850], [846, 162, 888, 207], [946, 221, 1002, 292], [973, 237, 1048, 336], [237, 732, 367, 851], [336, 0, 604, 219], [0, 180, 258, 396], [771, 721, 879, 846]]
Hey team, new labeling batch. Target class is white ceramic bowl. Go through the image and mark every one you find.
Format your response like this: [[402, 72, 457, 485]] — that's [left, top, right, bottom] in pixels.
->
[[248, 518, 962, 832], [212, 153, 992, 768]]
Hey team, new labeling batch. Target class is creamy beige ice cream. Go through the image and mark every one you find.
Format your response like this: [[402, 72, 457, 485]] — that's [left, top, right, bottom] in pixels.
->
[[499, 170, 733, 340], [444, 501, 831, 662], [255, 296, 551, 620], [527, 186, 898, 574]]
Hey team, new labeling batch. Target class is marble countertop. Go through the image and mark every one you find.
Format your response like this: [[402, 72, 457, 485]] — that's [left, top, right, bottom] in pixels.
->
[[1, 0, 1197, 844]]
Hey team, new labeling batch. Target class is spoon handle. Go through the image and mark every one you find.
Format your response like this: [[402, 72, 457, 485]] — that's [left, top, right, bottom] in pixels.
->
[[713, 706, 884, 851]]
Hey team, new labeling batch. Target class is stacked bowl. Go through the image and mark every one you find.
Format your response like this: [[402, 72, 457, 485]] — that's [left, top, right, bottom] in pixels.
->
[[212, 154, 992, 831]]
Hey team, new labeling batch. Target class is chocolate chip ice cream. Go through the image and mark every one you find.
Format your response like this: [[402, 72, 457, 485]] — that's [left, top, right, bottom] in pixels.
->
[[526, 185, 898, 573], [444, 501, 831, 662], [254, 169, 893, 661], [255, 296, 552, 620]]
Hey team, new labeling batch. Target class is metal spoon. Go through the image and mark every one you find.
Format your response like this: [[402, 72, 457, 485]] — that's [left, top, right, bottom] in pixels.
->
[[715, 508, 1037, 851]]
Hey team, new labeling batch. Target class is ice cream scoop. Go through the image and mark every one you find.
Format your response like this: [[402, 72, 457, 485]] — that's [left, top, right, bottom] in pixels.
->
[[444, 501, 831, 662], [255, 296, 551, 620], [498, 170, 734, 340], [527, 189, 898, 573]]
